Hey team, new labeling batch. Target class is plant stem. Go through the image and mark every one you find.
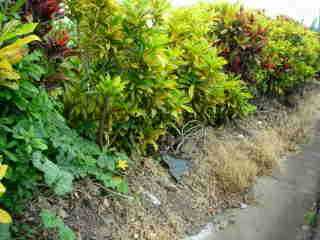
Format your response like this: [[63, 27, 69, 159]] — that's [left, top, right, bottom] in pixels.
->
[[97, 96, 109, 148]]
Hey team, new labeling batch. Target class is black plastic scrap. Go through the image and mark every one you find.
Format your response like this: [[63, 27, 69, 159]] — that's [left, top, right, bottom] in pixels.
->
[[161, 154, 191, 182]]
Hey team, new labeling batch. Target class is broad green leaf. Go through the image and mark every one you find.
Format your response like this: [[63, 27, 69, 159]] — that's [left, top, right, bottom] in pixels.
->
[[0, 13, 4, 25], [97, 155, 116, 170], [188, 85, 195, 99], [3, 150, 19, 162], [0, 21, 20, 43], [32, 138, 48, 151], [40, 210, 62, 229], [32, 152, 74, 196], [0, 22, 38, 43], [181, 104, 193, 113], [9, 0, 26, 16], [54, 172, 73, 196], [41, 210, 76, 240], [117, 180, 129, 193], [0, 223, 11, 240], [59, 226, 76, 240]]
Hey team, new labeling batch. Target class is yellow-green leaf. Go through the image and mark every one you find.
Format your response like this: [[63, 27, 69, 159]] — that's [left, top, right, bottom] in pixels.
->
[[0, 165, 8, 180], [0, 209, 12, 224], [0, 35, 40, 64], [0, 183, 6, 197], [188, 85, 195, 99], [0, 59, 20, 79]]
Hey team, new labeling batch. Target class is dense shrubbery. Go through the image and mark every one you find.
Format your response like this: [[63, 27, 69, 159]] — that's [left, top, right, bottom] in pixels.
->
[[255, 16, 320, 94], [64, 0, 190, 153], [1, 0, 320, 237], [167, 5, 255, 123], [64, 0, 256, 153], [62, 0, 320, 154]]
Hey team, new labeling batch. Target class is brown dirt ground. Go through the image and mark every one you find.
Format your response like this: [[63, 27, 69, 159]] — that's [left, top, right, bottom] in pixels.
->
[[18, 82, 320, 240]]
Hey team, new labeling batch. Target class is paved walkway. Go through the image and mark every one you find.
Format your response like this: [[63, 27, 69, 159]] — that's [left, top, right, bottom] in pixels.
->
[[189, 121, 320, 240]]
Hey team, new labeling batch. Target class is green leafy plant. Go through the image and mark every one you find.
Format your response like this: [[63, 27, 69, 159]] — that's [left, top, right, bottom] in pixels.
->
[[0, 80, 128, 211], [64, 0, 190, 153], [40, 209, 76, 240], [0, 2, 129, 238], [305, 210, 318, 227], [0, 14, 128, 215]]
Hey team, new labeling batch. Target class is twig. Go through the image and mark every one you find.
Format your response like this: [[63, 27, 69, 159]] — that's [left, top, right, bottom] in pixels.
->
[[94, 182, 134, 201]]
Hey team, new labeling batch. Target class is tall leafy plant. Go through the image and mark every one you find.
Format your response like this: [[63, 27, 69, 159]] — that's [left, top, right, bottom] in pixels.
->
[[168, 5, 254, 123], [64, 0, 189, 152]]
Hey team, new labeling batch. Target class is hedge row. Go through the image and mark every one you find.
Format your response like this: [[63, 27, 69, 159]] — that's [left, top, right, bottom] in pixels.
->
[[63, 0, 320, 153]]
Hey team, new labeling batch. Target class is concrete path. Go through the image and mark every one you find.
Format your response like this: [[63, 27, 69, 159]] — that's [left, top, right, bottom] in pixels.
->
[[193, 122, 320, 240]]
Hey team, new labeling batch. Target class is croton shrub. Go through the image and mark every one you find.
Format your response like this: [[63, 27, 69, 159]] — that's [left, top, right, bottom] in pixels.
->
[[62, 0, 320, 152], [208, 3, 268, 85], [255, 15, 320, 94]]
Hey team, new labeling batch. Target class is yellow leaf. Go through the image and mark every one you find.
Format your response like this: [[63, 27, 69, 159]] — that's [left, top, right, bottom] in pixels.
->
[[0, 35, 40, 64], [0, 165, 8, 180], [163, 80, 177, 89], [157, 53, 168, 68], [0, 209, 12, 224], [0, 183, 6, 197], [0, 59, 20, 80], [188, 85, 195, 99]]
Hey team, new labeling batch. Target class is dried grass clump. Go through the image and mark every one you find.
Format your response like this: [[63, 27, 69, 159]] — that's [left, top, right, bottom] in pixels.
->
[[208, 141, 258, 193], [243, 129, 284, 175], [205, 91, 320, 194]]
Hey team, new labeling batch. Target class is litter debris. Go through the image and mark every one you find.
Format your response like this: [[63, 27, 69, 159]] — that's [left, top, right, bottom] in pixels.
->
[[184, 223, 216, 240], [162, 154, 191, 182], [240, 203, 248, 209], [142, 191, 161, 207]]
